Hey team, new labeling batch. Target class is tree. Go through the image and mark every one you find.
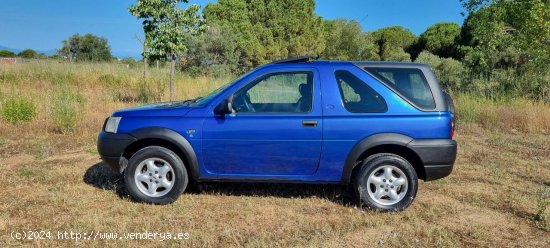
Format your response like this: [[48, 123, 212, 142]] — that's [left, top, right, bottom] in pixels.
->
[[120, 57, 138, 68], [460, 0, 495, 13], [59, 34, 112, 62], [368, 26, 417, 61], [48, 54, 62, 60], [417, 23, 461, 59], [18, 49, 37, 59], [134, 34, 148, 79], [129, 0, 205, 101], [321, 19, 378, 60], [0, 50, 15, 57], [459, 0, 550, 71], [458, 3, 515, 74], [204, 0, 325, 68], [181, 25, 241, 76], [507, 0, 550, 66], [36, 53, 48, 59]]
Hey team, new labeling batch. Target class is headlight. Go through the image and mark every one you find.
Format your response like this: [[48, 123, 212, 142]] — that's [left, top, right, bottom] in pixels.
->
[[104, 117, 121, 133]]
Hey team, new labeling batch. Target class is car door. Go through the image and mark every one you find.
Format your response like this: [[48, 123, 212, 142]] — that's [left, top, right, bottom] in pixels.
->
[[202, 68, 322, 176]]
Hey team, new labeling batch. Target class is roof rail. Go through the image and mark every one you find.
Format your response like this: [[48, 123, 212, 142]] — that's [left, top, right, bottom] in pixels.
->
[[271, 55, 313, 64]]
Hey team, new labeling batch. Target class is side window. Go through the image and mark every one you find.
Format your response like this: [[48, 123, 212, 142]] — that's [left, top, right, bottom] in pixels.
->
[[364, 67, 435, 109], [335, 70, 387, 113], [232, 71, 313, 113]]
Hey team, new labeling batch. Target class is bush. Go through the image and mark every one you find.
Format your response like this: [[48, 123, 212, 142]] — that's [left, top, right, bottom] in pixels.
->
[[137, 79, 164, 103], [415, 51, 465, 93], [518, 69, 550, 103], [415, 51, 442, 68], [437, 58, 466, 93], [52, 86, 85, 133], [136, 81, 155, 103], [120, 57, 138, 68], [111, 79, 164, 103], [0, 97, 37, 123], [385, 49, 411, 62]]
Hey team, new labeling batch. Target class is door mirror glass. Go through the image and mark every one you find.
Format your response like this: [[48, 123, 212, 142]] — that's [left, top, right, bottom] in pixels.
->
[[214, 97, 234, 115]]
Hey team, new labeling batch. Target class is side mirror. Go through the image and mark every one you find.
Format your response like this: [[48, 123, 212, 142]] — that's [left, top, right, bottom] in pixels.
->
[[214, 97, 234, 115]]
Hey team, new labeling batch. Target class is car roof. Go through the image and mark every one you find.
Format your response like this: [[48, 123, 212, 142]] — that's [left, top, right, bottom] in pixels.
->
[[265, 60, 430, 70], [268, 56, 430, 69]]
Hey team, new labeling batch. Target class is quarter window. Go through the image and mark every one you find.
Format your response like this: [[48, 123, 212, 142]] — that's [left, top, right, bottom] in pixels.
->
[[335, 70, 387, 113], [364, 67, 435, 109]]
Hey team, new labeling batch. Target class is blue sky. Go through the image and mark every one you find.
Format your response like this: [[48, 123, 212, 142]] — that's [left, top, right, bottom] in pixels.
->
[[0, 0, 465, 58]]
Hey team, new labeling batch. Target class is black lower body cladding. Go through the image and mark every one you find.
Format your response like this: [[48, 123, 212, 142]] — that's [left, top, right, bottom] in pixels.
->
[[407, 139, 457, 181], [97, 131, 136, 173]]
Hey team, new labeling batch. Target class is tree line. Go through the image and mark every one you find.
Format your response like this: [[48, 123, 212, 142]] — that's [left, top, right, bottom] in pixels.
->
[[0, 49, 51, 59], [179, 0, 549, 101], [0, 34, 113, 61], [3, 0, 546, 101]]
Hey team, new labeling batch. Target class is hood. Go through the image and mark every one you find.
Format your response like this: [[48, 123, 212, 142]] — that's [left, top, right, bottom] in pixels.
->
[[112, 101, 193, 117]]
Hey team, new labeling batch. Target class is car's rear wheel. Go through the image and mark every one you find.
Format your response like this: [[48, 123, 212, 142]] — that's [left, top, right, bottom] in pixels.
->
[[354, 153, 418, 211], [124, 146, 188, 204]]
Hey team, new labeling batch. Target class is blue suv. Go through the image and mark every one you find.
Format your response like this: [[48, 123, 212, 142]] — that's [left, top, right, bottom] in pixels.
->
[[98, 56, 457, 211]]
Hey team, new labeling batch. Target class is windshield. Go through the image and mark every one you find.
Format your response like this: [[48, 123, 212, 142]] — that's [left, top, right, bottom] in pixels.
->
[[190, 82, 233, 107], [189, 70, 253, 107]]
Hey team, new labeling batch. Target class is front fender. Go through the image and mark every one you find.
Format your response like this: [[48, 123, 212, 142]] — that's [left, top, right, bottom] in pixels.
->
[[130, 127, 199, 180]]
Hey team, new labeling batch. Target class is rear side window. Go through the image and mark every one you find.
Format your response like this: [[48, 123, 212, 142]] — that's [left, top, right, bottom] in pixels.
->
[[335, 70, 387, 113], [364, 67, 435, 109]]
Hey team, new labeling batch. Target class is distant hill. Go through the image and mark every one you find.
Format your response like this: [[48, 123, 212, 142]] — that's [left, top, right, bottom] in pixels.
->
[[0, 45, 57, 56]]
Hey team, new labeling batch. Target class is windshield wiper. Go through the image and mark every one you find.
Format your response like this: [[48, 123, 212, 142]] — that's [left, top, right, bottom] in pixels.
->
[[183, 97, 203, 105], [191, 97, 203, 103]]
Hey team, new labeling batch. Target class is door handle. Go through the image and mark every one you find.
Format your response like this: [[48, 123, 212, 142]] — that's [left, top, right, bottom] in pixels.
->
[[302, 120, 318, 127]]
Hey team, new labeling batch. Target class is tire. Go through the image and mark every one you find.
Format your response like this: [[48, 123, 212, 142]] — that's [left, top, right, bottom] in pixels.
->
[[353, 153, 418, 211], [124, 146, 188, 204]]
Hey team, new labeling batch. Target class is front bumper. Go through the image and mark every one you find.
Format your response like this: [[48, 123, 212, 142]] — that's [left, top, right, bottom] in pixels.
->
[[97, 131, 136, 173], [407, 139, 457, 181]]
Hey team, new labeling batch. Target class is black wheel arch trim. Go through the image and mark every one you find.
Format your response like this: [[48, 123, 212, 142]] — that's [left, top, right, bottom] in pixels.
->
[[342, 133, 414, 184], [129, 127, 200, 180]]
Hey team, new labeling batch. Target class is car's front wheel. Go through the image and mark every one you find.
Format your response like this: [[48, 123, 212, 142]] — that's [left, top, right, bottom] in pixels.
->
[[124, 146, 188, 204], [354, 153, 418, 211]]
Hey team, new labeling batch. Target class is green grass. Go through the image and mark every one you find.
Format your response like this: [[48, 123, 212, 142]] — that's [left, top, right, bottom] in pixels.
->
[[52, 85, 86, 134], [0, 97, 37, 123]]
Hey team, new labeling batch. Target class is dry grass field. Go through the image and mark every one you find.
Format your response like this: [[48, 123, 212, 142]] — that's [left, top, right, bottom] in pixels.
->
[[0, 61, 549, 247]]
